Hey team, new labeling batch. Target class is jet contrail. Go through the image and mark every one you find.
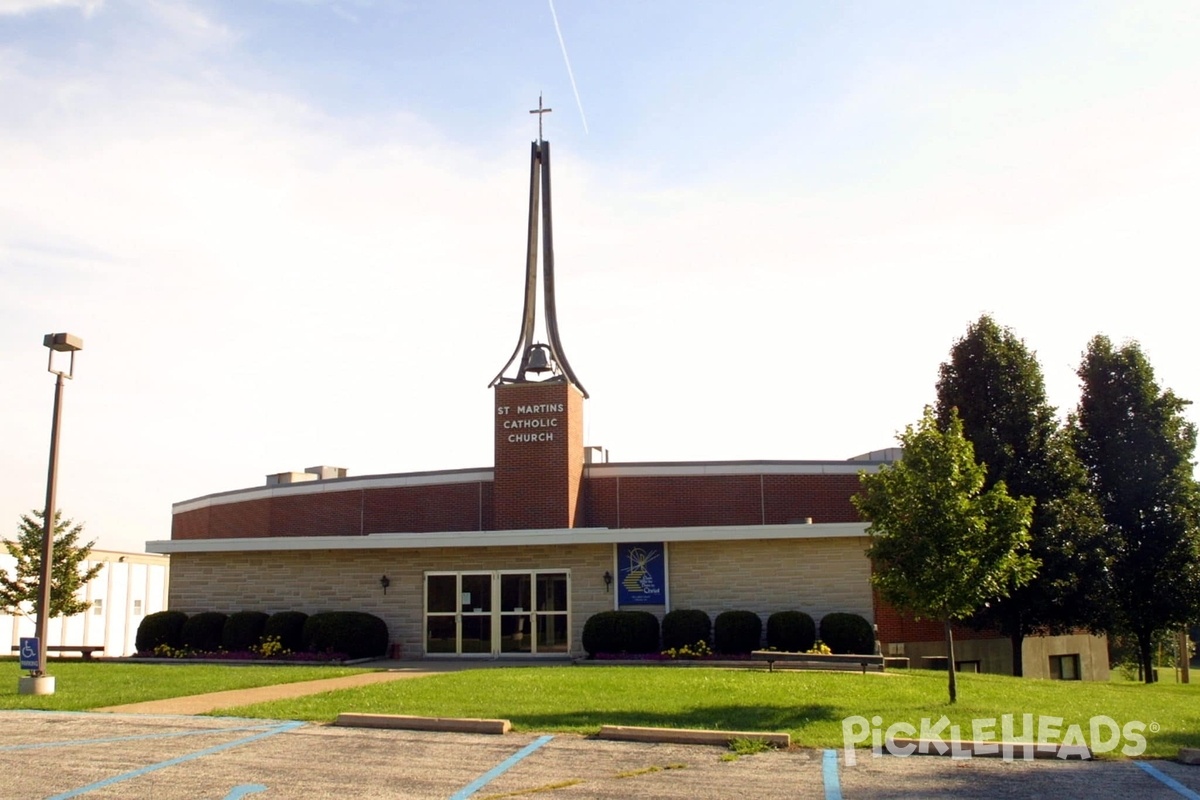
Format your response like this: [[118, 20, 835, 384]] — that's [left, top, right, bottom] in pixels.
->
[[548, 0, 589, 134]]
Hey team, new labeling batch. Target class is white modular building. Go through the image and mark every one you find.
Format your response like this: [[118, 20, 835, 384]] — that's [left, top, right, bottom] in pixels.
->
[[1, 550, 170, 658]]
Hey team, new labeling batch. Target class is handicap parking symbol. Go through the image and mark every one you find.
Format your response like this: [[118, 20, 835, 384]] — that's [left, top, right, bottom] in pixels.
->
[[19, 637, 39, 670]]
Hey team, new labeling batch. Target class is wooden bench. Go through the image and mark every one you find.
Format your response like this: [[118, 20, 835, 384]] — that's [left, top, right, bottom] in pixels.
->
[[751, 650, 886, 674], [12, 645, 104, 660]]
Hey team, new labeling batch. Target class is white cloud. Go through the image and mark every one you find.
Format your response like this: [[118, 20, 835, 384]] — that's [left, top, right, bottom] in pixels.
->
[[142, 0, 234, 45], [0, 0, 101, 15]]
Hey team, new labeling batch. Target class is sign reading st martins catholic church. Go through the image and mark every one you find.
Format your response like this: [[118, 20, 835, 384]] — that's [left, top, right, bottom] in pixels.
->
[[617, 542, 666, 606], [496, 402, 565, 444]]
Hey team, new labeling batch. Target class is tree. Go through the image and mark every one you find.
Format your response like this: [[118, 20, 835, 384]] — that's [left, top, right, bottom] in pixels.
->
[[853, 407, 1036, 702], [935, 315, 1111, 676], [0, 510, 103, 619], [1073, 336, 1200, 683]]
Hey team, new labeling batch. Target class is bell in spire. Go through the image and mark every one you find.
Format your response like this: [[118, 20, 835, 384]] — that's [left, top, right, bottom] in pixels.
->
[[524, 344, 555, 375]]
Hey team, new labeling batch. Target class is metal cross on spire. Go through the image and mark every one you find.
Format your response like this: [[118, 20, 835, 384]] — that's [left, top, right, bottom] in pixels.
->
[[529, 93, 552, 142]]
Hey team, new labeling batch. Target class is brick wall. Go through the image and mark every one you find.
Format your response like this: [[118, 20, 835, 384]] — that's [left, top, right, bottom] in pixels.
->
[[173, 468, 868, 539], [173, 483, 488, 539], [581, 473, 864, 528], [493, 381, 584, 529], [872, 592, 1005, 647]]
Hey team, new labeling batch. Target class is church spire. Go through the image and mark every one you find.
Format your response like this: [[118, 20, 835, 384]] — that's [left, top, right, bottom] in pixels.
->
[[489, 95, 588, 398]]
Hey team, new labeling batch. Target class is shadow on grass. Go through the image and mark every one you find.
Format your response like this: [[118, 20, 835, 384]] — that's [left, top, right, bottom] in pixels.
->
[[506, 702, 841, 733], [1142, 729, 1200, 755]]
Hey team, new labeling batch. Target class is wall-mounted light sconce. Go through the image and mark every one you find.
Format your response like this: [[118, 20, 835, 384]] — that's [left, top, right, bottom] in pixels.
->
[[380, 575, 391, 595], [603, 571, 612, 593]]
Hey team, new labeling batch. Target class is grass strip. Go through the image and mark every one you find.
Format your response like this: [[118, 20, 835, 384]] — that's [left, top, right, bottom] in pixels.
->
[[0, 661, 372, 711], [616, 764, 686, 778], [215, 666, 1200, 759]]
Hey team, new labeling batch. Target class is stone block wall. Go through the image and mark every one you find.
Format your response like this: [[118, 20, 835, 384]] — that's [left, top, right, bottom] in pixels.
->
[[168, 544, 612, 657], [166, 536, 872, 657], [666, 537, 874, 632]]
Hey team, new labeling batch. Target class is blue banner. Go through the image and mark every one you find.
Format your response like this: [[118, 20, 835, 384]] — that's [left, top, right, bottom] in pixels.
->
[[617, 542, 666, 606]]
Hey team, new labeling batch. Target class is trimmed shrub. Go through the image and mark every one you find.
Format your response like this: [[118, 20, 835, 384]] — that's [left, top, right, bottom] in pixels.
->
[[180, 611, 228, 653], [766, 611, 817, 652], [136, 610, 188, 652], [581, 610, 660, 655], [264, 611, 309, 653], [302, 611, 388, 659], [661, 609, 711, 650], [713, 610, 763, 654], [819, 612, 875, 655], [222, 611, 270, 653]]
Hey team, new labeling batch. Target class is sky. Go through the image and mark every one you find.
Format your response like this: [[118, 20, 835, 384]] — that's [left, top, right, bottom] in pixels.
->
[[2, 1, 1199, 554]]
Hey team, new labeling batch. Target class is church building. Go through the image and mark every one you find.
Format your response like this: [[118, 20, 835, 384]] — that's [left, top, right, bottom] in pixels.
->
[[148, 108, 1107, 680]]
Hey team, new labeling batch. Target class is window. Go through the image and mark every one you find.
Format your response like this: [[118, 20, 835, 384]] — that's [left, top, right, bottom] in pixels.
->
[[133, 599, 143, 615], [1049, 654, 1081, 680], [92, 598, 104, 616], [955, 660, 980, 673]]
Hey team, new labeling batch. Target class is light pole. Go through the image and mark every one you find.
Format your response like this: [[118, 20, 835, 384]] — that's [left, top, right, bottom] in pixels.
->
[[21, 333, 83, 696]]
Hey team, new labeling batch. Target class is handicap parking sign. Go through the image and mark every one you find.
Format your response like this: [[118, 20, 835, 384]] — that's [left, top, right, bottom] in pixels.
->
[[19, 638, 38, 670]]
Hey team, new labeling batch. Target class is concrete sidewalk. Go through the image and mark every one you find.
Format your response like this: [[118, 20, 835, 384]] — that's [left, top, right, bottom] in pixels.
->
[[96, 659, 491, 716]]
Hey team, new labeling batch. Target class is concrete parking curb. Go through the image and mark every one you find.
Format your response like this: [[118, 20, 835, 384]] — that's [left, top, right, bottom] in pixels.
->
[[1179, 747, 1200, 765], [334, 713, 512, 735], [597, 725, 790, 748]]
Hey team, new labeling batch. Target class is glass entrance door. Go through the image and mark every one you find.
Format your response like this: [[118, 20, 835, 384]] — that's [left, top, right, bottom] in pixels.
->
[[425, 570, 569, 656], [500, 573, 533, 654], [459, 573, 492, 654]]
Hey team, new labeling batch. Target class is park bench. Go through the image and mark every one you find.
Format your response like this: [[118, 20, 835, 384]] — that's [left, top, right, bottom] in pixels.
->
[[751, 650, 886, 674], [11, 644, 104, 660]]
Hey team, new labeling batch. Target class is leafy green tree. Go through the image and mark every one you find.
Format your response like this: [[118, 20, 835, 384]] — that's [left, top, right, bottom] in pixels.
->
[[1073, 336, 1200, 683], [853, 407, 1036, 702], [0, 510, 103, 619], [936, 315, 1111, 676]]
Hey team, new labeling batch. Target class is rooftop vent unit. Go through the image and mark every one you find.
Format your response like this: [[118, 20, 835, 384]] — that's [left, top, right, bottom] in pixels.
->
[[306, 465, 348, 480], [266, 466, 347, 486], [266, 471, 319, 486], [584, 446, 609, 464]]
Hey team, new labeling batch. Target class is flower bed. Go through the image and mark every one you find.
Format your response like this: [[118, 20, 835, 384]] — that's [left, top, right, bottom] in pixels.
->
[[135, 641, 349, 662], [591, 652, 753, 661]]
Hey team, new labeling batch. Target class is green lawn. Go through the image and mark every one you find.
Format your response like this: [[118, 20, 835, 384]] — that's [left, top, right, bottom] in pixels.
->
[[0, 660, 371, 711], [221, 666, 1200, 759], [1110, 665, 1193, 684]]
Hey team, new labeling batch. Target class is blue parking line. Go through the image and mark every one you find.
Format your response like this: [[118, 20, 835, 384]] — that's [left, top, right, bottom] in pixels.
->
[[0, 722, 280, 751], [822, 749, 843, 800], [450, 735, 555, 800], [1135, 761, 1200, 800], [223, 785, 268, 799], [45, 721, 304, 800]]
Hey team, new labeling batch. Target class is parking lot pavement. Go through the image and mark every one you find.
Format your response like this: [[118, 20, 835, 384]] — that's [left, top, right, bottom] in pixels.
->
[[838, 751, 1200, 799], [2, 711, 1199, 799]]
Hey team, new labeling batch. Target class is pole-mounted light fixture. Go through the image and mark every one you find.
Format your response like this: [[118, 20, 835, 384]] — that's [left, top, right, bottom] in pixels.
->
[[380, 575, 391, 594], [22, 333, 84, 697], [44, 333, 83, 378], [603, 571, 612, 593]]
